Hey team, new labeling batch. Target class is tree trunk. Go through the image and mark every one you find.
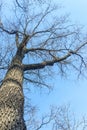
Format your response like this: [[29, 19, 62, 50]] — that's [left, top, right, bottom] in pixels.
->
[[0, 54, 26, 130]]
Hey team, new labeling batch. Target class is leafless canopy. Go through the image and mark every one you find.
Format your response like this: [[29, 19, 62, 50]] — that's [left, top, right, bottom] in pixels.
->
[[0, 0, 87, 89]]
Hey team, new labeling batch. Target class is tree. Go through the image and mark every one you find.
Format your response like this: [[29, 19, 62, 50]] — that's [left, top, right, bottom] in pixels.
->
[[0, 0, 87, 129], [27, 105, 87, 130]]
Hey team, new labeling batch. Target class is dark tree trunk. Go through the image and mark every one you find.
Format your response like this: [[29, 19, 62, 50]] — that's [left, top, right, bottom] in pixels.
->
[[0, 53, 26, 130]]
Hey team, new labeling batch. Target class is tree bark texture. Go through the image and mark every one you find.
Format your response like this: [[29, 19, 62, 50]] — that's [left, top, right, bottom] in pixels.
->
[[0, 54, 26, 130]]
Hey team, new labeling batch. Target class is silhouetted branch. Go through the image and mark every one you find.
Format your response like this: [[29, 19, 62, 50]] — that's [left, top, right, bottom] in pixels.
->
[[0, 26, 17, 34]]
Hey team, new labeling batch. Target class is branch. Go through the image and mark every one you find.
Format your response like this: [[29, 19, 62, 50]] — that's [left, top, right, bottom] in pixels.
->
[[32, 28, 75, 37], [24, 77, 50, 88], [15, 34, 30, 59], [23, 52, 71, 71], [23, 41, 87, 71], [32, 5, 55, 33], [35, 115, 53, 130], [24, 47, 66, 54], [18, 35, 30, 51], [0, 26, 17, 34], [16, 0, 23, 9], [15, 32, 19, 48]]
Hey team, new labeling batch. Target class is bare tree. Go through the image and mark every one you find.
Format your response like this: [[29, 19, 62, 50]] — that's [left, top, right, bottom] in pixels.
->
[[25, 105, 87, 130], [0, 0, 87, 129]]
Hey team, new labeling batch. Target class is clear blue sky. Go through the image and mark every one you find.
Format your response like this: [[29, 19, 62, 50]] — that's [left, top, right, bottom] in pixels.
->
[[29, 0, 87, 128]]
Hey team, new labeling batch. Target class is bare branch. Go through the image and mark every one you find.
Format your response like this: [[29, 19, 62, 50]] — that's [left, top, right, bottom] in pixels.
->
[[23, 41, 87, 71], [0, 26, 17, 34], [32, 5, 53, 33], [15, 32, 19, 48], [23, 52, 71, 71], [24, 47, 66, 53], [24, 76, 50, 88], [18, 35, 30, 50], [16, 0, 24, 9], [35, 116, 52, 130]]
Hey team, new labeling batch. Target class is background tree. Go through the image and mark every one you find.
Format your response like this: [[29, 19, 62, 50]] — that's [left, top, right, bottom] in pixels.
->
[[26, 105, 87, 130], [0, 0, 87, 129]]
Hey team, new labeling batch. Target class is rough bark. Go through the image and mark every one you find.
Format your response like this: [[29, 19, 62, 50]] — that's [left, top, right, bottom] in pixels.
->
[[0, 52, 26, 130]]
